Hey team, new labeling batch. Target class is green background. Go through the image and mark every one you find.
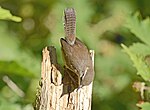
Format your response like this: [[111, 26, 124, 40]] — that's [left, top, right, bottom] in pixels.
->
[[0, 0, 150, 110]]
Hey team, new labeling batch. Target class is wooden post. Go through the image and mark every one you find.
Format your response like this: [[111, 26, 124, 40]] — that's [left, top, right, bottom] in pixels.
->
[[34, 46, 94, 110]]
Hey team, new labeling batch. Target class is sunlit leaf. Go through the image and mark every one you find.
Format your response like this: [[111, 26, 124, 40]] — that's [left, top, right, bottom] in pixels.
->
[[137, 102, 150, 110], [129, 43, 150, 56], [121, 44, 150, 81], [0, 7, 22, 22], [125, 12, 150, 46]]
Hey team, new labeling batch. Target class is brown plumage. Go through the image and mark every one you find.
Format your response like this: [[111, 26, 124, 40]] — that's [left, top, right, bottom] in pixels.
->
[[61, 8, 94, 87]]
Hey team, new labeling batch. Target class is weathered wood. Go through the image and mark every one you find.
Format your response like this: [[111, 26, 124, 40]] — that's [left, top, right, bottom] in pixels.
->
[[34, 46, 94, 110]]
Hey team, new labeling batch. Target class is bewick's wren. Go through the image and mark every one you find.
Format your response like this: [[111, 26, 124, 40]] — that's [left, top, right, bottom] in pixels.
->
[[60, 8, 94, 87]]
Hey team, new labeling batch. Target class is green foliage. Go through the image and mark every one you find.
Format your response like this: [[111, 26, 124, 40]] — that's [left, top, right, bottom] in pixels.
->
[[0, 7, 40, 78], [137, 102, 150, 110], [0, 0, 150, 110], [122, 13, 150, 81], [0, 7, 22, 22], [0, 6, 39, 110], [0, 22, 40, 78], [125, 12, 150, 46], [122, 12, 150, 110], [94, 41, 133, 99], [122, 44, 150, 81], [0, 87, 33, 110]]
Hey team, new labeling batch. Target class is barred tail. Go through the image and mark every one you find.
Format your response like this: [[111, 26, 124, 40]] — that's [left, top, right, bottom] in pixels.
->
[[64, 8, 76, 45]]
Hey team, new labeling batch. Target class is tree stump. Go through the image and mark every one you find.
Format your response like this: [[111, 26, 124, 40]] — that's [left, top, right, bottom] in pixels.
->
[[34, 46, 94, 110]]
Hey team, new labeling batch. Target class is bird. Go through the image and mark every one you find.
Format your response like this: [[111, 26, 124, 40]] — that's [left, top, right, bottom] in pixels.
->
[[60, 8, 94, 87]]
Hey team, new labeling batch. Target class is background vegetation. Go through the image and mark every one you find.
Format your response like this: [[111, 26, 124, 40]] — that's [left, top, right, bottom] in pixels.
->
[[0, 0, 150, 110]]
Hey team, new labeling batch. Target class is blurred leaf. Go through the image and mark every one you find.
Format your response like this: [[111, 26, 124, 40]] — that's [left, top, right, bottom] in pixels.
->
[[25, 79, 39, 102], [0, 93, 33, 110], [129, 43, 150, 56], [121, 44, 150, 81], [125, 12, 150, 46], [137, 102, 150, 110], [0, 94, 21, 110], [22, 104, 33, 110], [0, 61, 36, 77], [1, 86, 20, 102], [0, 7, 22, 22], [0, 22, 40, 78], [94, 40, 133, 100], [122, 12, 150, 81]]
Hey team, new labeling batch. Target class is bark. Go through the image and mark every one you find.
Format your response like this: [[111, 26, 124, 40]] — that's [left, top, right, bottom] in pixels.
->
[[34, 46, 94, 110]]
